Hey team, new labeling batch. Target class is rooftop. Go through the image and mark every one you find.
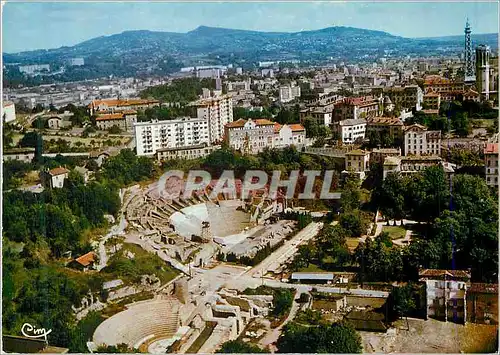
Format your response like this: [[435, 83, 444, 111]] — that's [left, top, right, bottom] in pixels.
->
[[346, 149, 369, 156], [367, 116, 403, 126], [74, 251, 96, 267], [484, 143, 498, 154], [48, 167, 69, 176], [95, 113, 125, 121], [291, 272, 335, 280], [372, 148, 401, 154], [339, 118, 366, 126], [89, 98, 158, 109], [225, 118, 274, 129], [418, 268, 471, 279], [468, 283, 498, 294]]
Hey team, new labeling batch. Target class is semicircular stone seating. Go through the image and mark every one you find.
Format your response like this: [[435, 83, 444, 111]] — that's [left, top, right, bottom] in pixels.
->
[[93, 298, 180, 349]]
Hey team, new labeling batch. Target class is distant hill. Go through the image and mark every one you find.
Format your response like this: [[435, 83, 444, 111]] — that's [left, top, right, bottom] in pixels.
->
[[2, 26, 498, 86]]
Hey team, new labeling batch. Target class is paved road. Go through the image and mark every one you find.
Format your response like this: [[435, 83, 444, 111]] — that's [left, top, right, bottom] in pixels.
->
[[247, 222, 323, 278], [259, 292, 302, 352], [96, 187, 135, 271]]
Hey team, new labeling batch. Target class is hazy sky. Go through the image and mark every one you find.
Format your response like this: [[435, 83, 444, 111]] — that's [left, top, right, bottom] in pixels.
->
[[2, 1, 499, 53]]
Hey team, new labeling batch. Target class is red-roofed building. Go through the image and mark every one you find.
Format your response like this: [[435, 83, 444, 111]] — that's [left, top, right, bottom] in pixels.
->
[[423, 75, 465, 94], [333, 96, 379, 122], [40, 167, 69, 189], [95, 110, 137, 132], [273, 123, 306, 148], [484, 143, 498, 188], [419, 268, 471, 323], [88, 98, 159, 115], [467, 283, 498, 325], [68, 251, 97, 272], [224, 118, 307, 154]]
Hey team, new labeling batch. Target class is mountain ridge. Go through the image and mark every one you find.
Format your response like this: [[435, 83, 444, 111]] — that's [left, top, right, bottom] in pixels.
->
[[3, 25, 498, 86], [8, 25, 495, 56]]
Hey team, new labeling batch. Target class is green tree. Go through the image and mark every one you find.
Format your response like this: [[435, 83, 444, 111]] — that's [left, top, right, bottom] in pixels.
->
[[217, 340, 265, 353], [373, 172, 405, 224], [276, 322, 362, 353], [108, 125, 122, 134], [392, 284, 417, 330], [96, 344, 140, 353]]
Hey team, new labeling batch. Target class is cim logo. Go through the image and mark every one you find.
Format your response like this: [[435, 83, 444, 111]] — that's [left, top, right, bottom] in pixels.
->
[[21, 323, 52, 342]]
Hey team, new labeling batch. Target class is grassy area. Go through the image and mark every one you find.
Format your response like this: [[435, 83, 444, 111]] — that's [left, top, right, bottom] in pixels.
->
[[102, 243, 179, 285], [471, 118, 495, 128], [382, 225, 407, 240], [298, 263, 329, 273], [460, 323, 498, 353], [346, 237, 361, 250]]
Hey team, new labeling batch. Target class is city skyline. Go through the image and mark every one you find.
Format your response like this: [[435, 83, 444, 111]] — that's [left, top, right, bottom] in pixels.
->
[[2, 1, 499, 53]]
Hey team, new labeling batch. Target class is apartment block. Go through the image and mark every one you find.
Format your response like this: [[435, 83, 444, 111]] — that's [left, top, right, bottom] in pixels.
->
[[273, 123, 307, 149], [366, 116, 404, 141], [333, 96, 379, 122], [382, 155, 451, 180], [484, 143, 498, 188], [419, 269, 471, 324], [377, 85, 423, 111], [156, 144, 219, 162], [423, 91, 441, 110], [423, 75, 465, 94], [96, 110, 137, 132], [134, 118, 210, 156], [224, 118, 306, 154], [224, 118, 275, 154], [88, 98, 159, 115], [299, 106, 333, 126], [344, 149, 371, 180], [404, 124, 441, 156], [334, 119, 367, 144], [279, 85, 301, 103], [192, 93, 233, 144]]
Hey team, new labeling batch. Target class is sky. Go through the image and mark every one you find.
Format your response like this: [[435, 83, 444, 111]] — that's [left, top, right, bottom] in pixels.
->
[[2, 1, 499, 53]]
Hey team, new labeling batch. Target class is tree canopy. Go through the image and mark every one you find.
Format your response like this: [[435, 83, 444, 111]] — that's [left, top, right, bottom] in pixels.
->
[[276, 322, 362, 353]]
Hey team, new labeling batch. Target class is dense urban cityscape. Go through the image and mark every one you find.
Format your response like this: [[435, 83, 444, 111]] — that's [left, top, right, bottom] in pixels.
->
[[1, 2, 499, 354]]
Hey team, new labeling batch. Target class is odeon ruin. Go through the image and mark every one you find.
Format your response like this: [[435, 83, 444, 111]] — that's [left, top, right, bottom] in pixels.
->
[[90, 177, 291, 352]]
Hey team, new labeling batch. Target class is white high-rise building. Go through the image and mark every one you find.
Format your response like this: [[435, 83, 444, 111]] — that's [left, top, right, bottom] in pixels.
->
[[134, 117, 210, 156], [2, 101, 16, 123], [279, 85, 301, 103], [193, 93, 233, 143], [475, 45, 491, 100]]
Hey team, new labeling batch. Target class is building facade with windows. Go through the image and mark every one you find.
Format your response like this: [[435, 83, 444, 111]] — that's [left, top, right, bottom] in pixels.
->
[[224, 119, 307, 154], [366, 116, 404, 141], [96, 111, 137, 132], [156, 144, 220, 162], [333, 96, 379, 122], [193, 93, 233, 143], [224, 118, 275, 154], [41, 167, 69, 189], [382, 155, 448, 180], [334, 119, 367, 144], [378, 85, 423, 111], [484, 143, 498, 188], [299, 106, 333, 126], [419, 269, 471, 324], [134, 118, 210, 156], [273, 123, 307, 149], [404, 124, 441, 156], [88, 98, 159, 115]]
